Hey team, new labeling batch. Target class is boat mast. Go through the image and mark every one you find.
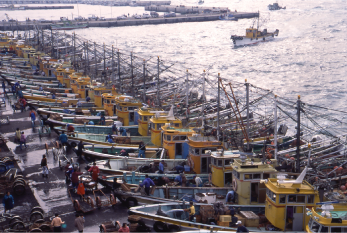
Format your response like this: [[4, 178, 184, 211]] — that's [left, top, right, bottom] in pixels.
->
[[217, 73, 220, 139], [257, 11, 259, 30], [274, 94, 277, 160], [245, 79, 249, 150], [186, 70, 189, 119], [296, 95, 301, 173]]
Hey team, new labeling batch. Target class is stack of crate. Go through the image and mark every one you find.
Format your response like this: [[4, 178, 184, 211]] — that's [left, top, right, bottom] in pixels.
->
[[240, 211, 259, 227], [200, 205, 214, 224], [217, 215, 231, 227]]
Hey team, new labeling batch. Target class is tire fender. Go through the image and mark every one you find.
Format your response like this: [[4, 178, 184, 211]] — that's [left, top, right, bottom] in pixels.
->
[[232, 179, 238, 191]]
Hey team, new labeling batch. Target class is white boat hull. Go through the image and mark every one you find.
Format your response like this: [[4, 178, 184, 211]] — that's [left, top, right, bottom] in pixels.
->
[[231, 30, 279, 47]]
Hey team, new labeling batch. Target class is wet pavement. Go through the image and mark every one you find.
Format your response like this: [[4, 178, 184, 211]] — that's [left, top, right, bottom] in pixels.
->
[[0, 87, 131, 232]]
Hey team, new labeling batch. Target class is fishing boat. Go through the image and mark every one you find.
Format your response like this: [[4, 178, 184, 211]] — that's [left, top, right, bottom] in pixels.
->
[[230, 27, 279, 47], [230, 14, 279, 47], [268, 3, 286, 10], [219, 14, 238, 21], [51, 22, 88, 31], [129, 165, 319, 233]]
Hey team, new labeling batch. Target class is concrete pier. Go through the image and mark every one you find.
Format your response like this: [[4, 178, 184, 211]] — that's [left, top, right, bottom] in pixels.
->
[[0, 12, 259, 31], [145, 5, 229, 14], [0, 5, 74, 10]]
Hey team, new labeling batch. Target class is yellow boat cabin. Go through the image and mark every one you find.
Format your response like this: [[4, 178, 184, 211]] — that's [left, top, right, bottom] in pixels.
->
[[114, 96, 142, 125], [162, 124, 194, 159], [137, 107, 159, 136], [92, 86, 117, 108], [103, 93, 116, 116], [63, 68, 75, 88], [187, 135, 223, 175], [229, 154, 278, 204], [69, 73, 81, 94], [76, 77, 91, 99], [149, 107, 182, 147], [264, 167, 320, 231], [306, 203, 347, 233], [55, 67, 65, 84]]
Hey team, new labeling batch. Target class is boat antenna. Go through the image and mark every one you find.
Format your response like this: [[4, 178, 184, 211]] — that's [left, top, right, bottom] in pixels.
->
[[257, 10, 259, 30]]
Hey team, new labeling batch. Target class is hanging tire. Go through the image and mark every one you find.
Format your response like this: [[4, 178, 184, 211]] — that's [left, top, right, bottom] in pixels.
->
[[87, 197, 94, 208], [9, 216, 22, 225], [168, 224, 181, 232], [29, 228, 42, 232], [34, 219, 45, 224], [13, 180, 26, 187], [110, 194, 116, 205], [99, 224, 107, 232], [153, 221, 169, 232], [74, 200, 81, 212], [14, 175, 24, 180], [125, 197, 138, 207], [13, 179, 26, 185], [39, 224, 51, 232], [0, 164, 7, 174], [31, 206, 44, 214], [30, 211, 44, 222], [10, 221, 25, 230], [96, 196, 102, 209], [13, 183, 26, 195]]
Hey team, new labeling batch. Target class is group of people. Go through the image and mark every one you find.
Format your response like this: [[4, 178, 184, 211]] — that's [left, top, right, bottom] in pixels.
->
[[14, 128, 27, 150]]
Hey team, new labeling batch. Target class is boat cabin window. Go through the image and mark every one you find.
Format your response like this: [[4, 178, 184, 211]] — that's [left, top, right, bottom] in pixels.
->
[[307, 195, 314, 203], [266, 189, 276, 202], [212, 158, 216, 165], [331, 227, 347, 232], [288, 195, 296, 202], [297, 195, 305, 203], [244, 173, 261, 180], [151, 123, 155, 129], [81, 85, 84, 89], [128, 107, 134, 110], [310, 220, 322, 232], [279, 194, 286, 203], [173, 136, 180, 141], [195, 149, 200, 155], [174, 123, 180, 127], [124, 107, 127, 111], [217, 159, 223, 167], [167, 135, 171, 141], [224, 159, 231, 166], [111, 100, 115, 104], [180, 136, 187, 140], [144, 116, 148, 121], [157, 123, 164, 130], [263, 173, 270, 179]]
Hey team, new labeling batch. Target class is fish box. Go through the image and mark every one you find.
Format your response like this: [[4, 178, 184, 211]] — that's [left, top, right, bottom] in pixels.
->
[[219, 215, 231, 222], [68, 99, 78, 105], [128, 215, 142, 222], [240, 211, 259, 227], [105, 119, 114, 126], [217, 221, 230, 227]]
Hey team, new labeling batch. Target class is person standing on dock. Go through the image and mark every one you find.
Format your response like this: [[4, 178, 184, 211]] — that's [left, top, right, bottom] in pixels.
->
[[140, 174, 155, 196], [71, 170, 83, 192], [195, 176, 202, 187], [51, 213, 65, 232], [76, 140, 84, 158], [158, 160, 164, 174], [74, 213, 85, 233], [88, 162, 100, 188], [2, 191, 14, 213], [41, 154, 49, 178], [59, 131, 68, 147], [2, 81, 6, 94], [174, 165, 184, 174], [19, 132, 27, 150], [15, 128, 21, 143], [29, 109, 36, 125], [138, 142, 146, 158], [86, 96, 91, 102]]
